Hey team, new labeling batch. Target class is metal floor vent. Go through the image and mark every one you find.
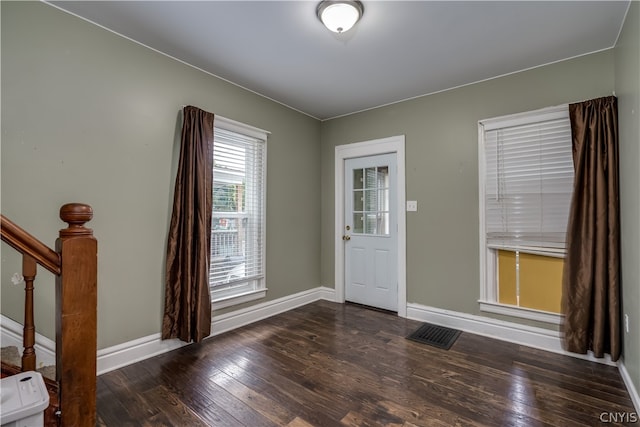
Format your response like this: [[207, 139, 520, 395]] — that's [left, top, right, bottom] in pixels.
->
[[406, 323, 461, 350]]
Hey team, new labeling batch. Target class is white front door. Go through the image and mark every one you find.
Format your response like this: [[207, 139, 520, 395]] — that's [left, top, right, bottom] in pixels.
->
[[344, 153, 398, 311]]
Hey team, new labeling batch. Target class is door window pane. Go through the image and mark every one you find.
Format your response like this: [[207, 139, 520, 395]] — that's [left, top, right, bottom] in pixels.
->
[[353, 214, 364, 234], [364, 213, 378, 234], [364, 189, 378, 211], [376, 166, 389, 188], [352, 165, 389, 236], [353, 190, 364, 211], [377, 213, 389, 235], [377, 189, 389, 211], [353, 169, 363, 190], [364, 167, 378, 189]]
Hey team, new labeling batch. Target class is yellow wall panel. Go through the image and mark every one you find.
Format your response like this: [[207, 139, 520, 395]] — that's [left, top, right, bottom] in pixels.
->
[[519, 253, 563, 313], [497, 250, 517, 306]]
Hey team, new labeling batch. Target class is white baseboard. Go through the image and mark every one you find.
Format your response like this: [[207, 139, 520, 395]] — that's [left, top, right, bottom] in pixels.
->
[[2, 287, 336, 375], [0, 314, 56, 368], [96, 286, 336, 375], [406, 302, 616, 366], [10, 289, 634, 408], [96, 333, 187, 375], [0, 314, 189, 375], [407, 303, 640, 406], [210, 286, 335, 337], [619, 360, 640, 413]]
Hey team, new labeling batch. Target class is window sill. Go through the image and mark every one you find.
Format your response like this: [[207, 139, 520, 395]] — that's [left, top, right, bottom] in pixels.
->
[[479, 300, 562, 324], [212, 288, 267, 310]]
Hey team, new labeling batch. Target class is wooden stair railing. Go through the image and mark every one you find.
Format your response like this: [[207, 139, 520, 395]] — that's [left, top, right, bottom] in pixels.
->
[[0, 203, 97, 427]]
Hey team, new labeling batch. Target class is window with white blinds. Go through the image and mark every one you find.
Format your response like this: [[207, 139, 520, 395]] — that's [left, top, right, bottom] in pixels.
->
[[481, 106, 574, 253], [210, 118, 267, 305], [478, 105, 573, 323]]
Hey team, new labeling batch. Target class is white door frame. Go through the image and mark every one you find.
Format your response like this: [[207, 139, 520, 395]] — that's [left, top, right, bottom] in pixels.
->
[[334, 135, 407, 317]]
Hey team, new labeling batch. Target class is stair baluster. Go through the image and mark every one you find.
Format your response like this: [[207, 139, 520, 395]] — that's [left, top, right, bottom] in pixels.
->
[[21, 255, 37, 372]]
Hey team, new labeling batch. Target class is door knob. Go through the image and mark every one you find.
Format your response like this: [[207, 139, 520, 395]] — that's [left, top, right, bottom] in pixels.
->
[[342, 235, 351, 241]]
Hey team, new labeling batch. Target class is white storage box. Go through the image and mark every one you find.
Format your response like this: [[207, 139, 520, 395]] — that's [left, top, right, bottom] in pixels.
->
[[0, 371, 49, 427]]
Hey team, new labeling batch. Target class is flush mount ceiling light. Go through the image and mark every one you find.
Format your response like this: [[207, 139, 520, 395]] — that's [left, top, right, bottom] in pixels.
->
[[317, 1, 364, 34]]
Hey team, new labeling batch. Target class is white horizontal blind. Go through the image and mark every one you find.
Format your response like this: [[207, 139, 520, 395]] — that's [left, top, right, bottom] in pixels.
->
[[484, 110, 574, 251], [210, 127, 265, 293]]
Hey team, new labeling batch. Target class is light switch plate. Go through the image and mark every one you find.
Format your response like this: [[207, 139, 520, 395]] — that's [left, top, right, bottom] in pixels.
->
[[407, 200, 418, 211]]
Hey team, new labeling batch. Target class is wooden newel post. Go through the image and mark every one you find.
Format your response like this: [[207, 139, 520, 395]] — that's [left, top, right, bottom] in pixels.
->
[[55, 203, 97, 427]]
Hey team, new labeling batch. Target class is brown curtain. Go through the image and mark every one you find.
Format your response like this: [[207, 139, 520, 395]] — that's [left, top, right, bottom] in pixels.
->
[[162, 106, 214, 343], [562, 96, 620, 361]]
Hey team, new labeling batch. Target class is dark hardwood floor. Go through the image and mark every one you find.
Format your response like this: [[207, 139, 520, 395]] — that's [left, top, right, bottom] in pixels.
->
[[97, 300, 637, 426]]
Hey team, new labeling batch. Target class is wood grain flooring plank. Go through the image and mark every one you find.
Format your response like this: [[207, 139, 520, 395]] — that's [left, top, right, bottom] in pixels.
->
[[99, 370, 163, 422], [267, 326, 505, 425], [516, 344, 625, 387], [512, 357, 633, 401], [286, 417, 317, 427], [208, 367, 296, 426], [96, 301, 636, 426], [404, 348, 586, 426], [266, 304, 624, 422], [210, 352, 347, 427], [96, 376, 141, 426], [250, 326, 490, 426], [141, 384, 208, 426]]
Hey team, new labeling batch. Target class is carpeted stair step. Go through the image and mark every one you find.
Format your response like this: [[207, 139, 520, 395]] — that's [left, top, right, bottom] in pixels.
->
[[1, 346, 56, 380]]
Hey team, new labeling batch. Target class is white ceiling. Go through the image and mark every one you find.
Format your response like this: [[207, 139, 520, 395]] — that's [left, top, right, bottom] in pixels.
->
[[48, 1, 630, 120]]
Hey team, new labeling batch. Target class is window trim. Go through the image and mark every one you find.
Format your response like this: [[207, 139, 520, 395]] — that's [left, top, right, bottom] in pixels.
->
[[478, 105, 569, 324], [210, 115, 268, 309], [479, 300, 562, 324], [212, 288, 267, 310]]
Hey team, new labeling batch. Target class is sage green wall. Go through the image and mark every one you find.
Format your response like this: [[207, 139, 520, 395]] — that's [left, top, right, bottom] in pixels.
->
[[320, 51, 615, 325], [0, 0, 632, 369], [615, 0, 640, 403], [1, 2, 321, 349]]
